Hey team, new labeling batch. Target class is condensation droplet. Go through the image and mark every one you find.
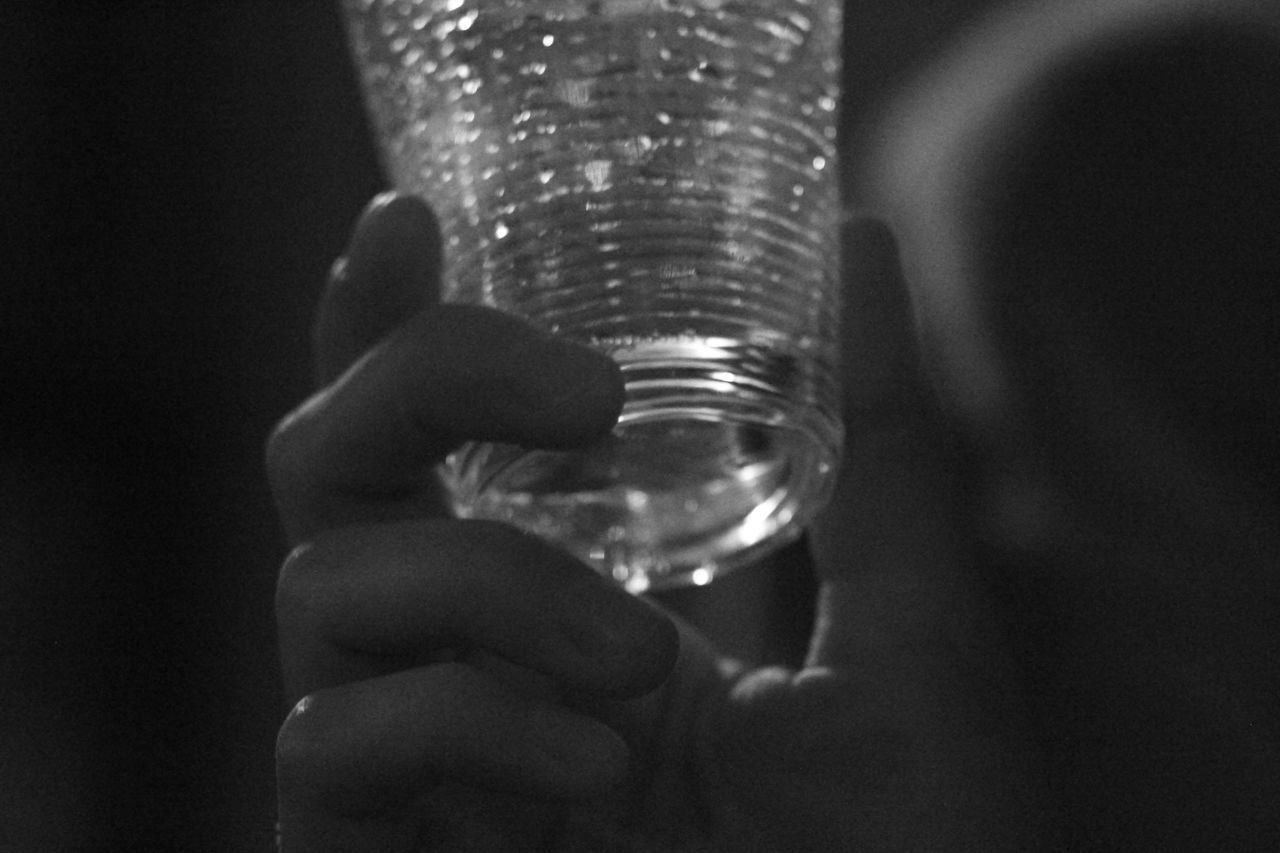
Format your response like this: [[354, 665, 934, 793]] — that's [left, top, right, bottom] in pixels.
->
[[584, 159, 611, 189]]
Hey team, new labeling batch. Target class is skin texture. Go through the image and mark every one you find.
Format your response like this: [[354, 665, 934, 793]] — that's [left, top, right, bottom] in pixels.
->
[[267, 194, 1043, 851]]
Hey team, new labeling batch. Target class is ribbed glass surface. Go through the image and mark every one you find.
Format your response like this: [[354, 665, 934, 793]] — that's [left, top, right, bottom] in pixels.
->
[[344, 0, 843, 589]]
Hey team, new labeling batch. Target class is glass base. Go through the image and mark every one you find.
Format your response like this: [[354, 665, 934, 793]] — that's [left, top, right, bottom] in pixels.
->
[[444, 344, 840, 591]]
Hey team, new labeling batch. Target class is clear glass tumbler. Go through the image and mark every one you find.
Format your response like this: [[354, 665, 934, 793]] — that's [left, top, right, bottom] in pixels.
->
[[341, 0, 844, 592]]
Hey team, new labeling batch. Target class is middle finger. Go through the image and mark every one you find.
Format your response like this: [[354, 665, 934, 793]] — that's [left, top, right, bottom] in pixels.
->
[[276, 518, 678, 703], [267, 304, 625, 542]]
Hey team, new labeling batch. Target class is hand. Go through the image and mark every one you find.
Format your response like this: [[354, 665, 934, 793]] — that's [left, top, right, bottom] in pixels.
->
[[268, 194, 1043, 850]]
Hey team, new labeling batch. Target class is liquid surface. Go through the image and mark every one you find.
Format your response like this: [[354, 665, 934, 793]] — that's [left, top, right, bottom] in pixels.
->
[[344, 0, 843, 587]]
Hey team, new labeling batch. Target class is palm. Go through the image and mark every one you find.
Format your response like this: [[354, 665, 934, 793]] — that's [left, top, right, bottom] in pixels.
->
[[271, 198, 1041, 851]]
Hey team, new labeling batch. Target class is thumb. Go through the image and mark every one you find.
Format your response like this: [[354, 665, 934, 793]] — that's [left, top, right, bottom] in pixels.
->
[[807, 216, 972, 668]]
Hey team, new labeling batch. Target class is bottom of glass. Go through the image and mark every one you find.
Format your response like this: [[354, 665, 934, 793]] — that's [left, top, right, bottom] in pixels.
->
[[444, 362, 840, 592]]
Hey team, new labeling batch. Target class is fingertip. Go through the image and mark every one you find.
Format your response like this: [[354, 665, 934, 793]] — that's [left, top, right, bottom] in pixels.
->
[[840, 212, 899, 264], [547, 568, 679, 698], [426, 306, 625, 448], [838, 213, 912, 330], [529, 704, 631, 796], [523, 338, 626, 447], [837, 213, 928, 419], [601, 598, 680, 699], [635, 599, 681, 692], [315, 194, 443, 386], [346, 191, 442, 309], [353, 192, 439, 251]]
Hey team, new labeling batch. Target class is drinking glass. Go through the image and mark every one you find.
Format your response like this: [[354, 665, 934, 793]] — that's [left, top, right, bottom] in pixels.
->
[[341, 0, 844, 592]]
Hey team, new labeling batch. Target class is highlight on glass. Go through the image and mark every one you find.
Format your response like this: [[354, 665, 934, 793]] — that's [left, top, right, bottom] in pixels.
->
[[342, 0, 844, 591]]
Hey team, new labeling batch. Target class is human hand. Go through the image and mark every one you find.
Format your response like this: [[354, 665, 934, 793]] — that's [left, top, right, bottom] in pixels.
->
[[269, 194, 1042, 850]]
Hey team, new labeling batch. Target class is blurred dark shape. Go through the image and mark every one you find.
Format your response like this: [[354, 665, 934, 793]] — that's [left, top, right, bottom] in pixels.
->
[[870, 2, 1280, 849], [973, 14, 1280, 500]]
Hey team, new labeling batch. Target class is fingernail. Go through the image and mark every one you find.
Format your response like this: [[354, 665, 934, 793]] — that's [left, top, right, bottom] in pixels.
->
[[554, 580, 649, 658], [512, 337, 625, 436], [535, 341, 623, 406], [348, 194, 442, 304]]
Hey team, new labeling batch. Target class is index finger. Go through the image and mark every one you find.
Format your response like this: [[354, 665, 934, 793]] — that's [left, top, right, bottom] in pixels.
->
[[267, 306, 625, 543]]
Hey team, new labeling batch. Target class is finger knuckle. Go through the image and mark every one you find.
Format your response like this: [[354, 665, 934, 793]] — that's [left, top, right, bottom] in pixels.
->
[[274, 538, 335, 630], [275, 694, 334, 786], [264, 408, 311, 503]]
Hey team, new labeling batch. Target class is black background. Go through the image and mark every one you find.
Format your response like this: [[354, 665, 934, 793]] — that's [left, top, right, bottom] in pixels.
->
[[1, 2, 999, 848]]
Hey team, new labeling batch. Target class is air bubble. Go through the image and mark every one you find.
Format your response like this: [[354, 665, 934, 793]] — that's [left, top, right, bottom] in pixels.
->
[[689, 61, 722, 83]]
